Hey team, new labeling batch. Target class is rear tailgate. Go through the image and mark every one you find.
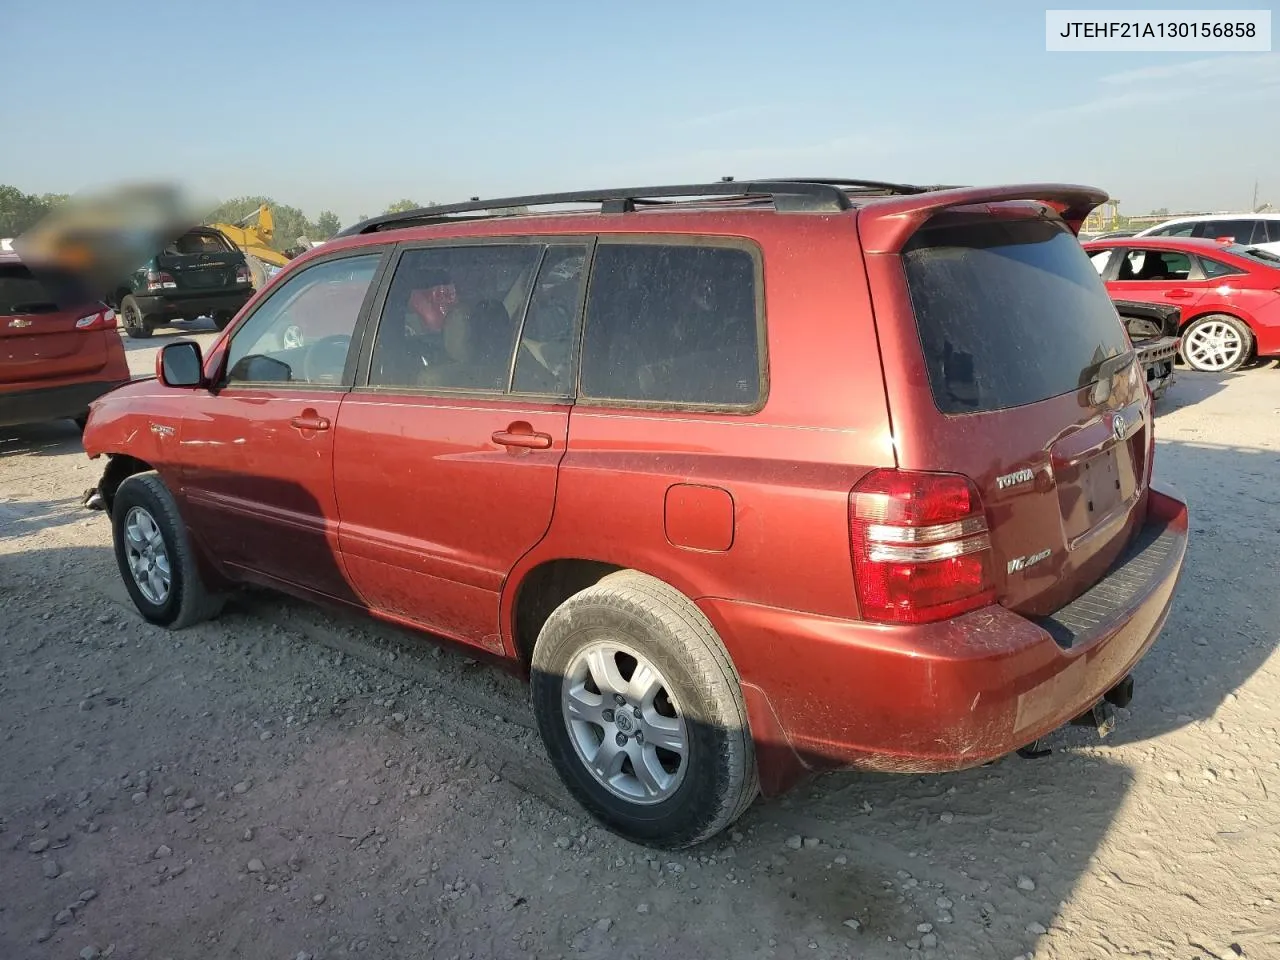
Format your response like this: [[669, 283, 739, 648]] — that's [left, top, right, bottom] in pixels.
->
[[860, 187, 1152, 617], [1, 261, 109, 385]]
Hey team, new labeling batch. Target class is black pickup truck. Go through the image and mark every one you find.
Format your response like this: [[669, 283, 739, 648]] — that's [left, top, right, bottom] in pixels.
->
[[1113, 299, 1180, 401]]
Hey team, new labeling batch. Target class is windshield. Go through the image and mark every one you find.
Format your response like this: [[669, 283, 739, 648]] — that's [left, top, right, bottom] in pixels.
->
[[903, 214, 1131, 415]]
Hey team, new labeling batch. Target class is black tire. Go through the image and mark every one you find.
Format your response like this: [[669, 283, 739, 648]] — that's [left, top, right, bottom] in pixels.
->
[[120, 295, 153, 340], [111, 472, 223, 629], [530, 570, 758, 848], [1180, 313, 1253, 373], [72, 415, 88, 432]]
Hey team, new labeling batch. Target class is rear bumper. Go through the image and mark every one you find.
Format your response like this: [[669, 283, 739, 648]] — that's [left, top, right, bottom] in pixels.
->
[[133, 289, 251, 321], [1136, 336, 1179, 396], [703, 484, 1188, 786], [0, 379, 130, 427]]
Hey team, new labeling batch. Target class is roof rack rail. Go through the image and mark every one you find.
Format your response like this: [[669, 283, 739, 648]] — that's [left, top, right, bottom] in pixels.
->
[[337, 180, 870, 237], [759, 177, 938, 194]]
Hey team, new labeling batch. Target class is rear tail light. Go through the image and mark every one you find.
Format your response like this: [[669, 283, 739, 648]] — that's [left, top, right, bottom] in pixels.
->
[[849, 469, 996, 624], [146, 270, 177, 291], [235, 264, 251, 284], [75, 308, 116, 331]]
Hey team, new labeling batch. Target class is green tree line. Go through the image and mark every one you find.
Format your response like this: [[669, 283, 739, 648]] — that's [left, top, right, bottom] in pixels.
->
[[1, 186, 443, 249]]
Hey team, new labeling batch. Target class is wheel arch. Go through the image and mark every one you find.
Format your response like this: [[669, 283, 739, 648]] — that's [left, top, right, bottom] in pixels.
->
[[98, 454, 156, 514], [1180, 309, 1259, 366], [507, 557, 627, 670], [1180, 308, 1256, 335]]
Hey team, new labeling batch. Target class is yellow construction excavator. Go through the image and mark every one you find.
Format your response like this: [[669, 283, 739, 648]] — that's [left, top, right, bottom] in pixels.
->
[[207, 204, 291, 288]]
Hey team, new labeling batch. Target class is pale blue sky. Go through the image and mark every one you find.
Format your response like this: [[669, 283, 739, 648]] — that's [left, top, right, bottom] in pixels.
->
[[4, 0, 1277, 224]]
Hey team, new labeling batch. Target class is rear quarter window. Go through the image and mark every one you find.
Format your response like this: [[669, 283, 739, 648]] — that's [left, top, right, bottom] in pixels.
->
[[579, 242, 763, 408], [903, 215, 1130, 415]]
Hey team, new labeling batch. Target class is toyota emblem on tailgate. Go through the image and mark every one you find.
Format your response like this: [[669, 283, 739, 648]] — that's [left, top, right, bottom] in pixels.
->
[[1112, 414, 1127, 442], [8, 318, 32, 328]]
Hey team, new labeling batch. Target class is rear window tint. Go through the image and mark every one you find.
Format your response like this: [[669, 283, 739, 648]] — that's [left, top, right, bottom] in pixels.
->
[[580, 243, 761, 407], [165, 232, 234, 255], [0, 263, 59, 315], [903, 216, 1129, 415]]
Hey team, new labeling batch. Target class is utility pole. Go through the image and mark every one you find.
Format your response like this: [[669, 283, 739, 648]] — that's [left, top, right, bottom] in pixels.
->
[[1253, 180, 1260, 213]]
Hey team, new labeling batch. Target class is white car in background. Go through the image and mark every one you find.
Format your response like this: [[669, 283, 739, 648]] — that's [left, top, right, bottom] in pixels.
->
[[1133, 213, 1280, 256]]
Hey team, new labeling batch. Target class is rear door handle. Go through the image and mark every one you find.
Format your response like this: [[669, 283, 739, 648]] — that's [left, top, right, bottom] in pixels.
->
[[290, 413, 331, 431], [492, 427, 552, 450], [1165, 289, 1194, 299]]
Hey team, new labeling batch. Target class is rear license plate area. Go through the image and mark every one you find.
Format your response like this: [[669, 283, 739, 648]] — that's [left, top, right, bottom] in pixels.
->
[[1080, 447, 1123, 521]]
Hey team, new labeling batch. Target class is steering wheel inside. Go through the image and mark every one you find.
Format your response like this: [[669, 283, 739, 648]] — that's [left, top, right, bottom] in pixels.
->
[[302, 334, 352, 383]]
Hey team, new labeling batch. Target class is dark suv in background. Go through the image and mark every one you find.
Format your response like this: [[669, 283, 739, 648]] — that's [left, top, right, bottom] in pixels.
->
[[112, 227, 253, 339]]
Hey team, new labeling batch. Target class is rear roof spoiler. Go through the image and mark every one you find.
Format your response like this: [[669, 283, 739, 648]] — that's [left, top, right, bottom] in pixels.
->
[[856, 183, 1109, 254]]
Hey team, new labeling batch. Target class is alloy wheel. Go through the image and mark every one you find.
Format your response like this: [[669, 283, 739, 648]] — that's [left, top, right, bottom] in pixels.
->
[[561, 642, 688, 804], [123, 506, 171, 605]]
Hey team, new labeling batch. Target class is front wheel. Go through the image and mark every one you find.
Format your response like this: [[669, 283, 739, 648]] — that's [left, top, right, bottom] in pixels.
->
[[111, 472, 223, 629], [530, 571, 758, 849], [1181, 314, 1253, 373]]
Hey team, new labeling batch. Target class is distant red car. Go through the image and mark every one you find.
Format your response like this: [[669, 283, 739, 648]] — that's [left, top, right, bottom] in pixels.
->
[[1083, 236, 1280, 372], [1, 250, 130, 429]]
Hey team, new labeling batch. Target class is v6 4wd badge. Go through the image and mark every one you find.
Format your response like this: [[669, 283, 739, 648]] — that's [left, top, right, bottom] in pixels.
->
[[1008, 549, 1051, 574]]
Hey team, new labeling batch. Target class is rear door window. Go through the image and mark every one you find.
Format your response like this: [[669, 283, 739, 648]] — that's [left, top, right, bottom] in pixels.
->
[[579, 242, 762, 408], [902, 215, 1129, 414], [368, 243, 542, 392], [512, 245, 589, 396], [1115, 249, 1193, 281]]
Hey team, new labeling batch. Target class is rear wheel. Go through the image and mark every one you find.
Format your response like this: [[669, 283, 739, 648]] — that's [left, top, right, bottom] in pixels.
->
[[111, 472, 223, 629], [120, 295, 153, 340], [1181, 314, 1252, 373], [530, 571, 758, 849]]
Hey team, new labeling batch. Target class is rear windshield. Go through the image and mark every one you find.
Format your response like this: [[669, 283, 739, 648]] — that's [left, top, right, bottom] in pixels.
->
[[903, 215, 1129, 415], [0, 263, 59, 315], [1236, 245, 1280, 266], [164, 231, 234, 255]]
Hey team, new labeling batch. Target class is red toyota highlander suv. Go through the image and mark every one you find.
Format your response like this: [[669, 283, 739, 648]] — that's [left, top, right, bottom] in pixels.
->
[[81, 180, 1189, 848]]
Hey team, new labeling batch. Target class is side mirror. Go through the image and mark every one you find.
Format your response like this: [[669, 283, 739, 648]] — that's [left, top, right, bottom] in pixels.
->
[[158, 340, 205, 388]]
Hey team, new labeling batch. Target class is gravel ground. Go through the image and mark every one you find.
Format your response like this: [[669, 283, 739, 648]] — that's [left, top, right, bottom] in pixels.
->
[[1, 349, 1278, 960]]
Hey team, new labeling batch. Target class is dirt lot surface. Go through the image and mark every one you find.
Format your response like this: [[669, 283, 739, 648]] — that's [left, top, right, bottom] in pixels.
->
[[2, 345, 1278, 960]]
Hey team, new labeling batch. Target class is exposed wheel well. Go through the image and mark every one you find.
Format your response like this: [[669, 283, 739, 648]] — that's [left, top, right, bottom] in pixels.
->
[[111, 288, 132, 309], [512, 559, 624, 667], [98, 454, 155, 513]]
